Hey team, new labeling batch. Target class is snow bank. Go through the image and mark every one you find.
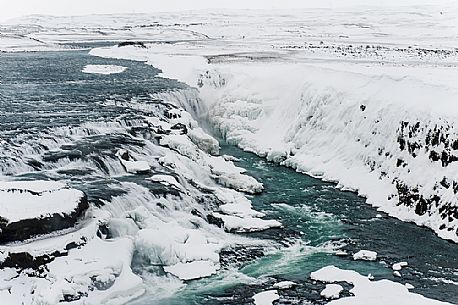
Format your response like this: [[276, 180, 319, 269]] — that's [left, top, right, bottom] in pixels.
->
[[163, 260, 218, 280], [311, 266, 452, 305], [0, 180, 87, 231], [82, 64, 127, 75], [321, 283, 343, 299]]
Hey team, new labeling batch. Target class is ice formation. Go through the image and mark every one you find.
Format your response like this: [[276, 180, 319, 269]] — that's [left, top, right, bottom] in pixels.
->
[[353, 250, 378, 261], [252, 289, 280, 305], [311, 266, 452, 305], [82, 64, 127, 75]]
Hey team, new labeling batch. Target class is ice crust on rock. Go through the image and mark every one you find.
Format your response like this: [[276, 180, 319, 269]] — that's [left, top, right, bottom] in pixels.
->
[[188, 127, 220, 155], [321, 283, 343, 299], [353, 250, 378, 261], [273, 281, 297, 289], [116, 149, 150, 173], [163, 260, 218, 280], [252, 289, 280, 305], [311, 265, 453, 305], [393, 261, 408, 271]]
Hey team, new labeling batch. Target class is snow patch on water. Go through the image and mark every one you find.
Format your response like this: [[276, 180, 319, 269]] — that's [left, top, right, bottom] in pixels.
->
[[311, 266, 453, 305]]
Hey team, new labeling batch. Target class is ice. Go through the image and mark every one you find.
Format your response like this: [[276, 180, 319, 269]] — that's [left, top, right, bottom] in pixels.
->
[[188, 127, 220, 155], [252, 290, 280, 305], [353, 250, 378, 261], [0, 237, 144, 305], [393, 261, 408, 271], [273, 281, 297, 289], [211, 212, 282, 233], [321, 283, 343, 299], [311, 265, 453, 305], [206, 155, 263, 194], [134, 225, 220, 266], [149, 174, 183, 190], [116, 149, 150, 173], [82, 64, 127, 75], [163, 260, 218, 280]]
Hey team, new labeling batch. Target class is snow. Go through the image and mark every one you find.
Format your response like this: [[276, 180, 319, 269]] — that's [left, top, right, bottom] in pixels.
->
[[311, 265, 453, 305], [163, 260, 218, 280], [211, 212, 282, 232], [321, 283, 343, 299], [353, 250, 378, 261], [273, 281, 297, 289], [82, 64, 127, 75], [206, 155, 263, 194], [188, 127, 220, 155], [393, 261, 409, 271], [116, 149, 150, 173], [149, 174, 182, 190], [0, 180, 85, 223], [252, 290, 280, 305], [0, 236, 144, 305]]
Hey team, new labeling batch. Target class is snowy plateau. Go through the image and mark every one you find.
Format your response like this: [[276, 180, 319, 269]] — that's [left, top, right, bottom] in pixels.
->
[[0, 4, 458, 305]]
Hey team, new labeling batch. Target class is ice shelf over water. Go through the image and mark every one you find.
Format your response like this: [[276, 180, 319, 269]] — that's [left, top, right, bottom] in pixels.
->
[[311, 266, 453, 305]]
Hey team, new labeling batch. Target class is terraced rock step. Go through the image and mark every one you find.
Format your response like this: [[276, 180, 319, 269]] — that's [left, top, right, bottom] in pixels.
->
[[0, 181, 89, 243]]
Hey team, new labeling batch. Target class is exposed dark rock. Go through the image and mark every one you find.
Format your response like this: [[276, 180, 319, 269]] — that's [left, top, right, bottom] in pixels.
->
[[63, 291, 88, 302], [117, 41, 146, 48], [219, 246, 265, 269], [207, 213, 224, 228]]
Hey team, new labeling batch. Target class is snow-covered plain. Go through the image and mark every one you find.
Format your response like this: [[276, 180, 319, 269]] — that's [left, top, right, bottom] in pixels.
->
[[1, 5, 458, 305]]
